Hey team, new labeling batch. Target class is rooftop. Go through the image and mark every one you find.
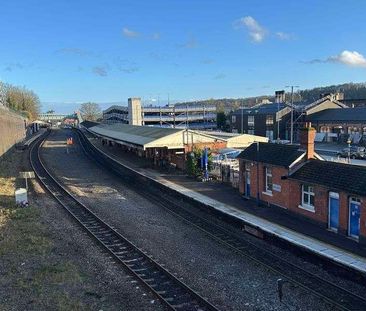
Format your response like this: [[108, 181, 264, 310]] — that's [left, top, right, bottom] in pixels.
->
[[306, 107, 366, 122], [84, 123, 184, 149], [289, 159, 366, 196], [237, 142, 304, 167]]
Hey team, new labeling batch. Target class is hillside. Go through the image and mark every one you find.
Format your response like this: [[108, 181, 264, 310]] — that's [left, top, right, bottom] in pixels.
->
[[176, 82, 366, 112]]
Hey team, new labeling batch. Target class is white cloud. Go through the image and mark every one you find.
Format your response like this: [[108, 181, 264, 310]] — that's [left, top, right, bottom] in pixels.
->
[[179, 36, 198, 48], [92, 66, 108, 76], [213, 73, 226, 80], [328, 50, 366, 67], [275, 32, 292, 40], [122, 27, 139, 38], [152, 32, 160, 40], [306, 50, 366, 68], [234, 16, 266, 43]]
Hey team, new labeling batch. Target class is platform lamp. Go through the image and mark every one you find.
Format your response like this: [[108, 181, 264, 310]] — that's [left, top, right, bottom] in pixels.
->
[[347, 138, 352, 163]]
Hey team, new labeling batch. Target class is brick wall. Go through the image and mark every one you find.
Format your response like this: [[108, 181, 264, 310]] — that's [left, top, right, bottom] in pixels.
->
[[185, 141, 227, 153], [0, 107, 26, 157], [239, 160, 291, 208], [239, 159, 366, 242]]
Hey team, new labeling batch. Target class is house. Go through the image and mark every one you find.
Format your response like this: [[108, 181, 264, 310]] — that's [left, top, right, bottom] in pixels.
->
[[230, 92, 347, 142], [238, 123, 366, 243], [305, 107, 366, 144]]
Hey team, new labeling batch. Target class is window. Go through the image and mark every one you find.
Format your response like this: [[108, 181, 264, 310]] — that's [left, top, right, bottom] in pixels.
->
[[248, 129, 255, 135], [266, 115, 274, 125], [266, 130, 274, 141], [265, 167, 273, 193], [248, 115, 255, 126], [300, 184, 315, 211], [232, 115, 236, 123]]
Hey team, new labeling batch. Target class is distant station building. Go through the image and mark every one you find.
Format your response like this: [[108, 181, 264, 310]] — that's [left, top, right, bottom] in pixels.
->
[[103, 97, 217, 129], [38, 112, 68, 123], [306, 107, 366, 144], [80, 121, 267, 170], [230, 91, 349, 142]]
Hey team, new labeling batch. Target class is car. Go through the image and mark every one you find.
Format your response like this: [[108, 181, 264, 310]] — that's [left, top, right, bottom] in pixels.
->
[[337, 146, 366, 159]]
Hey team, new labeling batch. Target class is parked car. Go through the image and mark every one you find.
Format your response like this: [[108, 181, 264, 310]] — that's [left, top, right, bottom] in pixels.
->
[[337, 146, 366, 159]]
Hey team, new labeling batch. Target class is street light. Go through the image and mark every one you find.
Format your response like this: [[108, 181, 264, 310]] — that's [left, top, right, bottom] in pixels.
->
[[347, 138, 352, 163], [285, 85, 299, 144]]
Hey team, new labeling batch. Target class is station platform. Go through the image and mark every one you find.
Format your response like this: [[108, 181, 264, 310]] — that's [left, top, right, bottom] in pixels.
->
[[20, 129, 46, 149], [82, 132, 366, 276]]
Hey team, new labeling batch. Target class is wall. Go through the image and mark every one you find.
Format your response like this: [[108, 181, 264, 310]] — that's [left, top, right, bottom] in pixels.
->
[[0, 107, 26, 157], [239, 158, 366, 242], [240, 160, 291, 208]]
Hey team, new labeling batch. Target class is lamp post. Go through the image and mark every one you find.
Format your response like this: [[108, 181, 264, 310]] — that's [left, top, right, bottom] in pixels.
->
[[347, 138, 352, 163], [241, 101, 244, 134], [285, 85, 299, 144]]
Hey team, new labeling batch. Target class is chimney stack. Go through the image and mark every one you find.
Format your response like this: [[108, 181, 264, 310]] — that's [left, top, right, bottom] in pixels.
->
[[300, 122, 316, 159], [275, 90, 285, 104]]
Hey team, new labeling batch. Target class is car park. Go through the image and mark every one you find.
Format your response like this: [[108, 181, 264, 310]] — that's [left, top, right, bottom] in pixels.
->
[[337, 146, 366, 159]]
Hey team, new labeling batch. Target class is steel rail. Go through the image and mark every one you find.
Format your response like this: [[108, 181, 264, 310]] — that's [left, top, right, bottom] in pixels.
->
[[30, 131, 220, 311], [76, 128, 366, 311]]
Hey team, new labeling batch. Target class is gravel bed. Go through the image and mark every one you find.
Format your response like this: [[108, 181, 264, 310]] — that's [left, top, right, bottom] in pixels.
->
[[39, 128, 344, 310], [90, 128, 366, 296], [0, 135, 164, 311]]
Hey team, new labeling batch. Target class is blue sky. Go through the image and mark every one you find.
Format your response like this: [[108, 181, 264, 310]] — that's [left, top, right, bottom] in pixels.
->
[[1, 0, 366, 113]]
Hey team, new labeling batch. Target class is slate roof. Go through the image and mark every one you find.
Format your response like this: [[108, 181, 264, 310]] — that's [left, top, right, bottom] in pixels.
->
[[88, 123, 183, 147], [237, 142, 304, 167], [306, 108, 366, 122], [289, 160, 366, 196], [232, 103, 288, 115], [80, 120, 100, 128]]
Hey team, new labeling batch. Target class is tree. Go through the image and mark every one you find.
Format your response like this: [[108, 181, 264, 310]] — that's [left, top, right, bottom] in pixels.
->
[[216, 111, 228, 131], [3, 83, 40, 120], [46, 109, 55, 114], [80, 102, 101, 121]]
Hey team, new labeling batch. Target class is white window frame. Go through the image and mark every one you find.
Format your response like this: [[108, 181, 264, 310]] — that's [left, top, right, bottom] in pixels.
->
[[264, 167, 273, 194], [248, 115, 255, 127], [348, 196, 361, 238], [299, 184, 315, 212], [266, 115, 274, 125]]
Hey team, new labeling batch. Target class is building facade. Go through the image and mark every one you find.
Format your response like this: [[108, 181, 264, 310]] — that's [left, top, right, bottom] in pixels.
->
[[230, 92, 347, 142], [103, 97, 217, 129], [238, 123, 366, 244]]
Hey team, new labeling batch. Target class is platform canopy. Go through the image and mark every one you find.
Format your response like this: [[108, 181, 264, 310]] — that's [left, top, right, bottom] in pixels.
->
[[83, 123, 187, 149], [81, 122, 268, 151]]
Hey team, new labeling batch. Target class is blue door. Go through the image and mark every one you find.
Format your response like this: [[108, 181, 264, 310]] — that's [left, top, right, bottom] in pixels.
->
[[328, 192, 339, 231], [349, 198, 361, 238], [245, 170, 251, 197]]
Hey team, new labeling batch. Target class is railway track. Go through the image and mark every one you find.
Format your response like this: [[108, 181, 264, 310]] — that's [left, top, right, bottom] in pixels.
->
[[30, 131, 220, 311], [76, 129, 366, 311]]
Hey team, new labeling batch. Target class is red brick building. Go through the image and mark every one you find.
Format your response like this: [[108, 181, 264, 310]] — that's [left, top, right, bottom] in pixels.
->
[[238, 123, 366, 244]]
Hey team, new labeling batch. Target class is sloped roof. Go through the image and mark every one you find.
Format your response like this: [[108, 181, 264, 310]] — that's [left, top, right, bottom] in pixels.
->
[[289, 160, 366, 196], [88, 123, 184, 148], [306, 108, 366, 122], [80, 120, 100, 129], [237, 142, 304, 167], [232, 103, 288, 115]]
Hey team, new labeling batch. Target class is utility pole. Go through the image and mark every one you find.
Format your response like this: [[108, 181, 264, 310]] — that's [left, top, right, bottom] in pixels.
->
[[286, 85, 299, 144], [241, 101, 244, 134]]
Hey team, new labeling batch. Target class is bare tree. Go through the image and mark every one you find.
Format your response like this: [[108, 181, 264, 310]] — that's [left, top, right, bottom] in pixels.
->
[[80, 102, 101, 121], [3, 83, 40, 120]]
